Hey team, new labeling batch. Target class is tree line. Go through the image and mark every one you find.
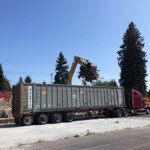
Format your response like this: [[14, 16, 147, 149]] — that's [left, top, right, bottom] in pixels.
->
[[0, 22, 149, 96]]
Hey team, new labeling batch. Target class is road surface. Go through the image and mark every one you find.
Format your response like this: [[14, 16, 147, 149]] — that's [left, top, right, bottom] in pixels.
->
[[16, 126, 150, 150]]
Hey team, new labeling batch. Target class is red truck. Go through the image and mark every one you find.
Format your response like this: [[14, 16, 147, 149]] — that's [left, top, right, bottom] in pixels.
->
[[125, 89, 150, 115]]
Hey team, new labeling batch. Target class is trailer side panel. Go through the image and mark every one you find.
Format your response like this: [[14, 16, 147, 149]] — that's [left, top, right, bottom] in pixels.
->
[[12, 83, 125, 117]]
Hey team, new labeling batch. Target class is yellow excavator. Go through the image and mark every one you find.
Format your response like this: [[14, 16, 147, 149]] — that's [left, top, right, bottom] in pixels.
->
[[67, 56, 98, 85]]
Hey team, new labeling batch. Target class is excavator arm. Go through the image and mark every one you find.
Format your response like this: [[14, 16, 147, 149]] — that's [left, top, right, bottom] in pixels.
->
[[67, 56, 98, 85], [67, 56, 86, 85]]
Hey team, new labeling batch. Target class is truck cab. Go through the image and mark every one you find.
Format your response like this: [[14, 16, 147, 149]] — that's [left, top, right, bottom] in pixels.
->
[[126, 89, 150, 115]]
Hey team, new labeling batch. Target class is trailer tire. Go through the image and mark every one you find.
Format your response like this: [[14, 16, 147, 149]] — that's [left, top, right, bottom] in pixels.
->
[[65, 113, 74, 122], [116, 109, 123, 117], [122, 109, 128, 117], [22, 116, 33, 126], [123, 111, 128, 117], [146, 109, 150, 115], [130, 109, 136, 116], [38, 114, 48, 125], [52, 113, 62, 123]]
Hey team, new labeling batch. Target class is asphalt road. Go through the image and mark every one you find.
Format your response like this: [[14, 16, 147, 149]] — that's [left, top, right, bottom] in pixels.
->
[[16, 126, 150, 150]]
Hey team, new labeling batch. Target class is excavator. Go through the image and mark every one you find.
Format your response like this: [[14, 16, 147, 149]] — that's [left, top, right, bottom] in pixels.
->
[[67, 56, 99, 85]]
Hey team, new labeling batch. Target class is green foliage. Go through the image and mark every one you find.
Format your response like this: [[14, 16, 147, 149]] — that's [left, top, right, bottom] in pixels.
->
[[92, 79, 118, 87], [0, 64, 11, 91], [3, 77, 11, 91], [147, 89, 150, 98], [117, 22, 147, 95], [24, 75, 32, 83], [110, 79, 118, 87], [54, 52, 69, 84], [0, 64, 4, 91], [19, 77, 23, 83]]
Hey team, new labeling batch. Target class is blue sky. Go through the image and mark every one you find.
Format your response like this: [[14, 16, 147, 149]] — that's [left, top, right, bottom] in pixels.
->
[[0, 0, 150, 89]]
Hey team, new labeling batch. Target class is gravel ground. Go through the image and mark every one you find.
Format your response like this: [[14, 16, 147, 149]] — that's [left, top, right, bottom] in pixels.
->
[[0, 116, 150, 150]]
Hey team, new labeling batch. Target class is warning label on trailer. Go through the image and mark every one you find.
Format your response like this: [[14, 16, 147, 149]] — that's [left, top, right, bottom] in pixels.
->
[[42, 90, 47, 95], [28, 86, 32, 109]]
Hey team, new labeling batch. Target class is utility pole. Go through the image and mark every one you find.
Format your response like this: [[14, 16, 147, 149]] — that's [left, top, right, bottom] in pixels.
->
[[50, 73, 53, 84]]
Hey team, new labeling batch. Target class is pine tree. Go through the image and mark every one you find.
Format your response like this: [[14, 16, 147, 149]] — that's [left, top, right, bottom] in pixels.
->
[[19, 77, 23, 83], [110, 79, 118, 87], [147, 89, 150, 98], [54, 52, 69, 84], [117, 22, 147, 95], [3, 77, 11, 91], [0, 64, 11, 91], [0, 64, 4, 91], [24, 75, 32, 83]]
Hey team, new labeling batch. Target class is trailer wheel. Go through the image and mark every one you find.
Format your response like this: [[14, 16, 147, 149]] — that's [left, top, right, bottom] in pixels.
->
[[130, 109, 136, 116], [22, 116, 33, 126], [65, 113, 74, 122], [146, 109, 150, 115], [38, 114, 48, 125], [116, 109, 123, 117], [52, 113, 62, 123], [122, 109, 128, 117]]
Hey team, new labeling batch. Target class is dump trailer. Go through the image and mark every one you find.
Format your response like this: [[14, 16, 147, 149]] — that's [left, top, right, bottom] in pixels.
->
[[12, 82, 126, 126]]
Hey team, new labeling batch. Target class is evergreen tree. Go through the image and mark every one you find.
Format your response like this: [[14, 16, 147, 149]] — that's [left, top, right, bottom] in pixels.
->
[[3, 77, 11, 91], [117, 22, 147, 95], [0, 64, 4, 91], [24, 75, 32, 83], [110, 79, 118, 87], [147, 89, 150, 98], [54, 52, 69, 84], [0, 64, 11, 91], [19, 77, 23, 83]]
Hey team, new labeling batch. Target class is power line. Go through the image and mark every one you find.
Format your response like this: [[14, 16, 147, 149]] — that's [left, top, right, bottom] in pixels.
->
[[5, 71, 50, 75]]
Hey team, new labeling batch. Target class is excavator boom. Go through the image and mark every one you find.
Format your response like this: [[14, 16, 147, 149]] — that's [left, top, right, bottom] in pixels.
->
[[67, 56, 98, 85], [67, 56, 86, 85]]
